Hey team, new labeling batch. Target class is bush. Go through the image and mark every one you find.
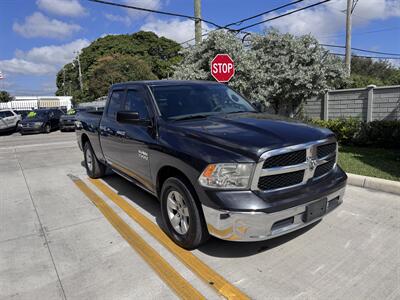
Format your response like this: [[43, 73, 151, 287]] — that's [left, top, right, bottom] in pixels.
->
[[309, 118, 400, 148]]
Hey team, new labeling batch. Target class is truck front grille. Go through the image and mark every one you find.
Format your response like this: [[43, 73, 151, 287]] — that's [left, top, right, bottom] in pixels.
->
[[255, 139, 337, 191], [258, 170, 304, 190], [263, 149, 306, 168], [317, 143, 336, 158], [314, 157, 336, 178]]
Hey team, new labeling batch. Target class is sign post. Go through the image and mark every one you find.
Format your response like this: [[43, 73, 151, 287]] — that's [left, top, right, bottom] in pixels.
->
[[210, 54, 235, 83]]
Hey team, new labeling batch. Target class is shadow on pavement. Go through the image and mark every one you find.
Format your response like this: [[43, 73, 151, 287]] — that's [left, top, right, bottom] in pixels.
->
[[100, 173, 319, 258]]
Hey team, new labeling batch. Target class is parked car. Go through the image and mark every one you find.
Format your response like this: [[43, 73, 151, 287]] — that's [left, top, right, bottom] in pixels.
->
[[0, 109, 22, 132], [59, 108, 83, 132], [20, 108, 63, 134], [76, 80, 347, 249]]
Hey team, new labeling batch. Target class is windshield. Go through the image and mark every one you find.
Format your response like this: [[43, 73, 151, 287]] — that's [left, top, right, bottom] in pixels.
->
[[151, 84, 255, 120], [25, 110, 49, 120]]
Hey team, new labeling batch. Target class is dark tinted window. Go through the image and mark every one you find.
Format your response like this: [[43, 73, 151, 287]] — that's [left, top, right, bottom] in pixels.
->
[[151, 84, 255, 120], [124, 89, 149, 120], [3, 111, 13, 117], [107, 90, 124, 118]]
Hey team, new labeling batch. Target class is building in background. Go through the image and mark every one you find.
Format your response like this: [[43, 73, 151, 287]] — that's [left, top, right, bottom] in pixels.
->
[[0, 96, 72, 111]]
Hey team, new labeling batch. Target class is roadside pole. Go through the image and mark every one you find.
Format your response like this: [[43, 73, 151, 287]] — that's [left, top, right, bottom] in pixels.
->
[[194, 0, 202, 45], [345, 0, 352, 75], [75, 51, 83, 92]]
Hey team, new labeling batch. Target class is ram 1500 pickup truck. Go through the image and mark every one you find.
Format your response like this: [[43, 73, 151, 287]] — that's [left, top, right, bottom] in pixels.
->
[[76, 80, 347, 249]]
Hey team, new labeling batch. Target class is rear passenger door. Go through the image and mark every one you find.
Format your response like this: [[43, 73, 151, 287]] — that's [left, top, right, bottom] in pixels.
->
[[100, 89, 126, 166], [118, 86, 155, 191]]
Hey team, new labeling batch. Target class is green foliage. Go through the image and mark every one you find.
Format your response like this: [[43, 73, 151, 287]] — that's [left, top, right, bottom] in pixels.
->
[[250, 30, 347, 115], [0, 90, 13, 103], [87, 54, 157, 100], [310, 118, 400, 148], [56, 31, 181, 103], [347, 57, 400, 88], [173, 30, 347, 115]]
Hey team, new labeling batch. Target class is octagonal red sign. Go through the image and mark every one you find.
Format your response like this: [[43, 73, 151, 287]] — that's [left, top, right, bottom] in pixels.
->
[[210, 54, 235, 83]]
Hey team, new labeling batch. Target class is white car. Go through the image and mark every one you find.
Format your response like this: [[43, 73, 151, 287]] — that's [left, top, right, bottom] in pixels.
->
[[0, 109, 22, 132]]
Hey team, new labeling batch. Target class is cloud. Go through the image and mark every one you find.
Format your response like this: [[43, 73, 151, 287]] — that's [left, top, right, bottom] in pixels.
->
[[36, 0, 86, 17], [0, 59, 56, 75], [104, 13, 132, 26], [103, 0, 161, 26], [13, 12, 81, 39], [0, 39, 90, 75], [140, 18, 212, 43], [124, 0, 161, 20], [263, 0, 400, 41]]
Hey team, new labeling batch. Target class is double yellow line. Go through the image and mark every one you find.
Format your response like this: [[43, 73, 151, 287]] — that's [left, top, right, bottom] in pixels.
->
[[71, 176, 250, 300]]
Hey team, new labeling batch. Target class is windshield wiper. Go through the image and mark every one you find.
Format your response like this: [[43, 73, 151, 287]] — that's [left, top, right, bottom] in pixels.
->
[[226, 110, 257, 114], [170, 114, 213, 121]]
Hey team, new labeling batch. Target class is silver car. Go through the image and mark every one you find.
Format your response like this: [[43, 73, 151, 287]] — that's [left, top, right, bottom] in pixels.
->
[[0, 109, 22, 132]]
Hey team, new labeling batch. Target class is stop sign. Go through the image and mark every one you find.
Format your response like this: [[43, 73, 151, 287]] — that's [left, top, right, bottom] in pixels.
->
[[210, 54, 235, 83]]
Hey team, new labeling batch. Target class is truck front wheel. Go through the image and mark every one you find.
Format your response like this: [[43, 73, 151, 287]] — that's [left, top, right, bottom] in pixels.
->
[[83, 142, 106, 179], [160, 177, 209, 249]]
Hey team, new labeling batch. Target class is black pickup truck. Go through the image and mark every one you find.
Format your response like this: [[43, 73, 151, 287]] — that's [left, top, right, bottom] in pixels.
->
[[76, 80, 347, 249]]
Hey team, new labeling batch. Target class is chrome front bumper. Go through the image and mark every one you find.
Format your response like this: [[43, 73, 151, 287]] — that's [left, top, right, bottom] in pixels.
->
[[202, 186, 345, 242]]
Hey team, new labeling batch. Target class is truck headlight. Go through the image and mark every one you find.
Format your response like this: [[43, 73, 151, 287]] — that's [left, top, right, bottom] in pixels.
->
[[198, 163, 254, 189]]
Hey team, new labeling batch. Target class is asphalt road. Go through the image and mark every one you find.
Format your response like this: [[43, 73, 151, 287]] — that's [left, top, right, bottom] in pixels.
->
[[1, 131, 399, 299]]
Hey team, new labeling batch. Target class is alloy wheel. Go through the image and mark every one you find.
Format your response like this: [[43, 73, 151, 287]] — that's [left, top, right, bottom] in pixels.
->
[[166, 190, 190, 235]]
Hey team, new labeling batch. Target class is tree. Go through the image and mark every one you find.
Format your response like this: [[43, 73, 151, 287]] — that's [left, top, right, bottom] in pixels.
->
[[86, 54, 157, 100], [173, 30, 347, 116], [250, 30, 347, 115], [0, 91, 13, 103], [348, 57, 400, 88], [56, 31, 182, 102]]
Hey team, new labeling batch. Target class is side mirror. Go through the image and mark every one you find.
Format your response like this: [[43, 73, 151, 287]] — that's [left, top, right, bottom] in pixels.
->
[[251, 101, 262, 112], [116, 111, 151, 125]]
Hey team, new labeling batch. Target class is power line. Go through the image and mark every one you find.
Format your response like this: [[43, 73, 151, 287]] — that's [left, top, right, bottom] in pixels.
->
[[331, 53, 400, 60], [223, 0, 306, 28], [180, 0, 306, 45], [235, 0, 333, 32], [88, 0, 223, 28], [321, 44, 400, 56], [319, 26, 400, 39]]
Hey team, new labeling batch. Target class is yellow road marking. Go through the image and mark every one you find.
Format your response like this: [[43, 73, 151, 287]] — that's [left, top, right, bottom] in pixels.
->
[[90, 178, 250, 300], [72, 177, 205, 300]]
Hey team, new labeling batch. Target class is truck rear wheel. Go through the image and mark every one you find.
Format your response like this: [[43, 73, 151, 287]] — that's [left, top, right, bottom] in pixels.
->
[[160, 177, 209, 249], [83, 142, 106, 179]]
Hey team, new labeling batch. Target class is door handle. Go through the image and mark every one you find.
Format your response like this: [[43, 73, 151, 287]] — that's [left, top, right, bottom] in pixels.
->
[[116, 130, 126, 137]]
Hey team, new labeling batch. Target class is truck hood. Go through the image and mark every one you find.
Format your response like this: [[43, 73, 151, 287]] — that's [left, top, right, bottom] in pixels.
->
[[167, 112, 334, 161], [60, 114, 76, 121]]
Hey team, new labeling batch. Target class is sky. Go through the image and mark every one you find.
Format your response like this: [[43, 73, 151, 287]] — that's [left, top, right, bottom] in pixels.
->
[[0, 0, 399, 96]]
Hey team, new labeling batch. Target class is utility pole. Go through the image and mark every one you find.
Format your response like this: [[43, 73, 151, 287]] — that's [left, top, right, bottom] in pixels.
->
[[75, 51, 83, 92], [345, 0, 352, 75], [194, 0, 202, 45], [62, 68, 66, 96]]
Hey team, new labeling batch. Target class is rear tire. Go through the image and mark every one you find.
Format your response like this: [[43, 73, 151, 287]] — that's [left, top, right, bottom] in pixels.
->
[[83, 142, 106, 178], [160, 176, 209, 249], [15, 121, 20, 132]]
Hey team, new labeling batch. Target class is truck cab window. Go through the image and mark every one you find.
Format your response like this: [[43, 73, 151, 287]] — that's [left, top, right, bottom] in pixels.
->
[[107, 90, 124, 118], [125, 89, 149, 120]]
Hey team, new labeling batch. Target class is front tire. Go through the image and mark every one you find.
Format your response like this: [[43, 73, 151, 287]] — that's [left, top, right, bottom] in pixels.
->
[[44, 123, 51, 133], [83, 142, 106, 178], [160, 177, 209, 249]]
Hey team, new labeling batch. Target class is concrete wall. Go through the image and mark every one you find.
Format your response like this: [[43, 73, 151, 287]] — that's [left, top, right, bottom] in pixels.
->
[[304, 85, 400, 121]]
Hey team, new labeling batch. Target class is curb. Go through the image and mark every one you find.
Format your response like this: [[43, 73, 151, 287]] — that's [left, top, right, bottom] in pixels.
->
[[347, 173, 400, 196]]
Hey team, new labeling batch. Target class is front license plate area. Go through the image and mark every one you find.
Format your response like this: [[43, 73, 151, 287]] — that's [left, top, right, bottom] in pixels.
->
[[304, 198, 327, 222]]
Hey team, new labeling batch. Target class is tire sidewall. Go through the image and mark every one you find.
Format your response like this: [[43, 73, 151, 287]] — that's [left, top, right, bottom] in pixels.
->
[[160, 177, 206, 249], [83, 143, 95, 177]]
